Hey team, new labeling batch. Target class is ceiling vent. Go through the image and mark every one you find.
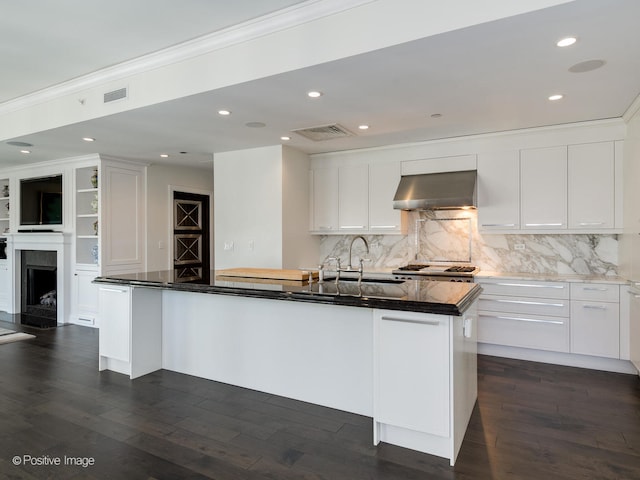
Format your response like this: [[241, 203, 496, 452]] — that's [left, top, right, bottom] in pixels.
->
[[103, 87, 128, 103], [292, 124, 354, 141]]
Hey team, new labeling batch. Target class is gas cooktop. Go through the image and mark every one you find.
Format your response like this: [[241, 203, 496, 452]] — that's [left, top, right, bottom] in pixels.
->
[[392, 264, 479, 276]]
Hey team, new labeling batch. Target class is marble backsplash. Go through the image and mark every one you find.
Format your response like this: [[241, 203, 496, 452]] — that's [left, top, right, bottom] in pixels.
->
[[319, 210, 619, 276]]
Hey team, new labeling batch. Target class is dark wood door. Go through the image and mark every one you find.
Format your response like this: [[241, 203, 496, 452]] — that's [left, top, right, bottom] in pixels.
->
[[173, 191, 210, 283]]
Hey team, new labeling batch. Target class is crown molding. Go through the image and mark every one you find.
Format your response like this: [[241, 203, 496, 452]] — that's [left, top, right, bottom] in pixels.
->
[[0, 0, 373, 116], [623, 92, 640, 123]]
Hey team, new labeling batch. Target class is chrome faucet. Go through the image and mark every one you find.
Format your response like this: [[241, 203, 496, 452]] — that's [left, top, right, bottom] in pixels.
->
[[348, 235, 370, 270]]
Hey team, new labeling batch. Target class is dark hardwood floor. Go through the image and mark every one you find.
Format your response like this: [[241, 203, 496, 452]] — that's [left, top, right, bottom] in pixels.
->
[[1, 314, 639, 479]]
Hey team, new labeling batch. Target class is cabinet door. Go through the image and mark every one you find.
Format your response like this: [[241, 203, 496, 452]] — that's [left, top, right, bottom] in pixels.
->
[[369, 162, 402, 232], [629, 287, 640, 372], [477, 151, 520, 230], [98, 285, 130, 362], [376, 311, 450, 436], [338, 164, 368, 231], [0, 264, 8, 311], [520, 146, 567, 230], [312, 168, 339, 232], [568, 142, 615, 229], [571, 300, 619, 358], [72, 269, 99, 326]]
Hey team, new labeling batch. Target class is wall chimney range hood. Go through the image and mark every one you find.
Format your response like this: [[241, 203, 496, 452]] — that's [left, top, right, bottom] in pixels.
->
[[392, 170, 477, 210]]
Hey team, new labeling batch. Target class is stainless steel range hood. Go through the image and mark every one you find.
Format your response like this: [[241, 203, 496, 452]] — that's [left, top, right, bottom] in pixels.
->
[[392, 170, 477, 210]]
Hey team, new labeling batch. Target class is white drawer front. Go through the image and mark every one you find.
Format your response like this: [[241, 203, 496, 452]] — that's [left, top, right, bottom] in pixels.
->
[[478, 295, 570, 318], [477, 279, 569, 299], [478, 312, 569, 352], [570, 300, 620, 358], [570, 283, 619, 302]]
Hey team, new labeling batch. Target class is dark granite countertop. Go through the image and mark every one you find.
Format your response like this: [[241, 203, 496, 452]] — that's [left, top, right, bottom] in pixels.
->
[[94, 270, 482, 316]]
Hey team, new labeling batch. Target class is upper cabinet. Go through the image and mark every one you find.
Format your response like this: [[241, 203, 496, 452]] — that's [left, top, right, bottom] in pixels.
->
[[311, 162, 405, 235], [521, 146, 568, 230], [478, 141, 622, 234], [477, 151, 520, 231], [568, 142, 616, 230], [369, 162, 403, 233]]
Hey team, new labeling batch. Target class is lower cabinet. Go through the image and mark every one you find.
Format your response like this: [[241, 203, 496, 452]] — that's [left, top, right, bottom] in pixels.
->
[[570, 283, 620, 358], [373, 307, 477, 466], [0, 262, 9, 312], [71, 268, 99, 327], [477, 279, 623, 361], [98, 284, 162, 378]]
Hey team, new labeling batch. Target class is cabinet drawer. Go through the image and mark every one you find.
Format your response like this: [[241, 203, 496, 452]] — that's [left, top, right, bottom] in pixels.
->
[[478, 312, 569, 352], [477, 279, 569, 299], [478, 295, 570, 318], [570, 283, 619, 302]]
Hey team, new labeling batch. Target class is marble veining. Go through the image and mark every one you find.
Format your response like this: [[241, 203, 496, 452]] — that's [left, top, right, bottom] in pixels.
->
[[319, 210, 619, 276]]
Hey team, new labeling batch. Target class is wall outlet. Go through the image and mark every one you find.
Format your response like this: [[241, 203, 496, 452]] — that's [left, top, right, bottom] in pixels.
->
[[158, 240, 165, 250], [224, 241, 234, 251], [514, 243, 526, 250]]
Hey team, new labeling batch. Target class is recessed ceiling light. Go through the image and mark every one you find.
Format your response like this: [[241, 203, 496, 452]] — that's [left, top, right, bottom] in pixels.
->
[[281, 136, 291, 141], [307, 91, 323, 98], [6, 141, 33, 147], [358, 125, 369, 130], [160, 154, 169, 158], [548, 94, 564, 101], [569, 59, 606, 73], [430, 113, 443, 118], [20, 149, 31, 154], [556, 37, 577, 47], [82, 137, 95, 142], [218, 110, 231, 116]]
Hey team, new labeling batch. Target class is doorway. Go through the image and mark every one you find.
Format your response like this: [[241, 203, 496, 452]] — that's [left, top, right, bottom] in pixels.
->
[[173, 191, 210, 283]]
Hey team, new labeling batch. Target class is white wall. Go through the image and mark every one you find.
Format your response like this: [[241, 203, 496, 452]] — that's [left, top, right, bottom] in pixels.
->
[[214, 145, 319, 270], [214, 146, 284, 269], [146, 163, 214, 271], [282, 146, 320, 269]]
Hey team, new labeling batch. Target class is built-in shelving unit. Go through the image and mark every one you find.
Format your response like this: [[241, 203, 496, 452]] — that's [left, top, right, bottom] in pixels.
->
[[0, 177, 10, 233], [75, 166, 99, 267]]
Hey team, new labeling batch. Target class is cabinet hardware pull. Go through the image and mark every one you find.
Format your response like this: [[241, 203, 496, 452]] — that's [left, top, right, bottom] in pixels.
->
[[481, 223, 516, 227], [99, 287, 127, 293], [627, 290, 640, 299], [582, 287, 608, 291], [582, 305, 607, 310], [317, 226, 333, 230], [370, 225, 398, 229], [480, 314, 564, 325], [491, 299, 565, 307], [524, 223, 563, 227], [578, 222, 604, 226], [340, 225, 365, 229], [494, 282, 565, 289], [381, 316, 440, 326]]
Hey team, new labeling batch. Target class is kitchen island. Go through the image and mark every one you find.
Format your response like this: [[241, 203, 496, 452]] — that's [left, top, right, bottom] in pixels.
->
[[94, 271, 481, 465]]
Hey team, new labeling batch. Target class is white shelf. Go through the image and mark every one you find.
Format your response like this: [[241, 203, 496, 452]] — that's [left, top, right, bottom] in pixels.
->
[[0, 196, 9, 200], [77, 235, 98, 239], [77, 213, 98, 218], [0, 217, 9, 221], [77, 188, 98, 194]]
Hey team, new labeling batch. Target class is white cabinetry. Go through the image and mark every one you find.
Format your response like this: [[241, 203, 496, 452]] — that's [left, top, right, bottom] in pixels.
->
[[373, 307, 477, 465], [568, 142, 616, 230], [401, 154, 476, 175], [520, 146, 568, 230], [311, 162, 404, 234], [311, 168, 339, 232], [98, 284, 161, 379], [570, 283, 620, 358], [369, 162, 403, 233], [477, 150, 520, 231], [0, 177, 10, 233], [72, 270, 99, 326], [628, 284, 640, 373], [477, 279, 570, 352], [0, 261, 8, 312], [338, 164, 368, 231]]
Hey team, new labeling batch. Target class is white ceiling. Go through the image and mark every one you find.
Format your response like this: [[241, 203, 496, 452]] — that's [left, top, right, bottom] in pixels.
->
[[1, 0, 640, 169]]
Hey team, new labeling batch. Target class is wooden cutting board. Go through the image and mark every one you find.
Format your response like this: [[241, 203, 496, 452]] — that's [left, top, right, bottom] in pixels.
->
[[215, 268, 318, 281]]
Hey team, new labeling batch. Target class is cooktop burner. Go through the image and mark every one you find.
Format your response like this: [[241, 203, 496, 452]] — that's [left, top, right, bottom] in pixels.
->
[[392, 264, 479, 277]]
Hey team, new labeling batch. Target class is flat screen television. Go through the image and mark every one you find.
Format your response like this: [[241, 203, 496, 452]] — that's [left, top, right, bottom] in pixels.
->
[[20, 175, 63, 226]]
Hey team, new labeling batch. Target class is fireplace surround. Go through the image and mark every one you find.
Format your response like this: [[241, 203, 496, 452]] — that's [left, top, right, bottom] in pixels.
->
[[5, 232, 71, 326]]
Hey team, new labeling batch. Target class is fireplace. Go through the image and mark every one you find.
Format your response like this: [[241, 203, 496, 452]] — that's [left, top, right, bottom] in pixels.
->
[[21, 250, 58, 328], [5, 232, 71, 326]]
